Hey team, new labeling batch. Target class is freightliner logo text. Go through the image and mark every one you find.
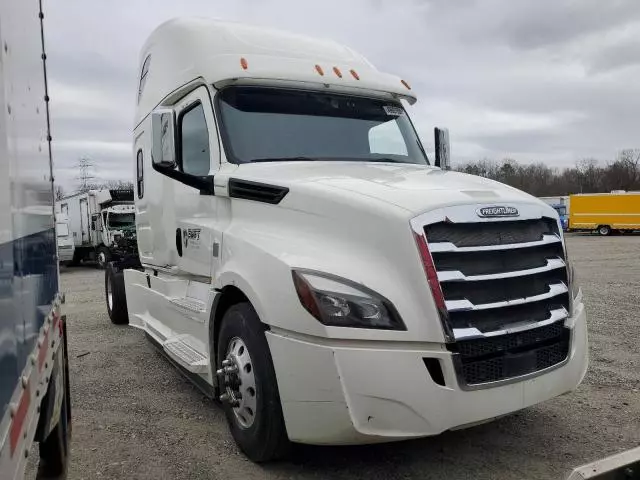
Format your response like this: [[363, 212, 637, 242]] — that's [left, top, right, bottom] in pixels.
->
[[476, 206, 519, 218]]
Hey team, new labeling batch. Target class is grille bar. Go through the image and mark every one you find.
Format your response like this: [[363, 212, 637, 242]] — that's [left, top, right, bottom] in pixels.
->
[[425, 218, 559, 247], [452, 307, 568, 340], [438, 257, 566, 282], [428, 234, 562, 253], [446, 282, 568, 312]]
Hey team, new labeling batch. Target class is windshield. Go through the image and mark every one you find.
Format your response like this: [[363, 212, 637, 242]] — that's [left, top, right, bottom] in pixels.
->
[[108, 213, 135, 229], [56, 223, 69, 237], [554, 206, 567, 216], [217, 87, 428, 165]]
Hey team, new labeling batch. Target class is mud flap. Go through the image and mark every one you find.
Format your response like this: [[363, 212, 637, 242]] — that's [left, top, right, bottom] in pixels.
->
[[34, 317, 71, 479]]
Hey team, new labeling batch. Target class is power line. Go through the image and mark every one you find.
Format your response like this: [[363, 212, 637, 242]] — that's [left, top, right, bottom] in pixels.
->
[[76, 156, 95, 192]]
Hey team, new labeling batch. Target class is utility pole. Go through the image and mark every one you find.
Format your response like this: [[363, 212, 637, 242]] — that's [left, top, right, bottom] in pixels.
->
[[76, 156, 95, 192]]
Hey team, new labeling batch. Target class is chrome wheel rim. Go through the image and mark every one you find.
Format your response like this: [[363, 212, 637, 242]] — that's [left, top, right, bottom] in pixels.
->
[[107, 275, 113, 310], [224, 337, 257, 429]]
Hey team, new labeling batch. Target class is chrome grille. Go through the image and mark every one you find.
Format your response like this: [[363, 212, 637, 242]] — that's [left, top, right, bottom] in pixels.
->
[[422, 214, 571, 386], [425, 218, 558, 247], [423, 217, 569, 337]]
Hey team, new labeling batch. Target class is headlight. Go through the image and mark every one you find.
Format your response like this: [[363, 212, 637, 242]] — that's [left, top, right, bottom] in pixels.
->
[[292, 270, 406, 330]]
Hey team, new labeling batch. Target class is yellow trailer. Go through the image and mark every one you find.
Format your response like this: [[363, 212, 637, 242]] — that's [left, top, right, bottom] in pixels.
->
[[569, 192, 640, 235]]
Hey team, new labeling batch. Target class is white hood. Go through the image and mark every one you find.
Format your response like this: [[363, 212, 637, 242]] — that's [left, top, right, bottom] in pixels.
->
[[231, 161, 541, 215]]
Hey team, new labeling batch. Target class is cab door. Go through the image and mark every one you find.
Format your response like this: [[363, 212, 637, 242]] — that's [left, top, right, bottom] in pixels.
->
[[170, 86, 221, 278]]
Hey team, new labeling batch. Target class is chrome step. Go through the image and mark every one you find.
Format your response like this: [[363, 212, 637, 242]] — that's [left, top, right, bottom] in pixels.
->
[[163, 337, 208, 374], [169, 297, 206, 313]]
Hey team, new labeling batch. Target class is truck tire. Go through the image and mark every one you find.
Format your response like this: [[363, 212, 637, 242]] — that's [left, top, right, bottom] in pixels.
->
[[37, 325, 71, 479], [97, 246, 111, 269], [105, 263, 128, 325], [598, 225, 611, 236], [216, 302, 289, 462]]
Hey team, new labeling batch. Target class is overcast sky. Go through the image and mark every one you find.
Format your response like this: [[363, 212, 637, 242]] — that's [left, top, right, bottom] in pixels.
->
[[46, 0, 640, 190]]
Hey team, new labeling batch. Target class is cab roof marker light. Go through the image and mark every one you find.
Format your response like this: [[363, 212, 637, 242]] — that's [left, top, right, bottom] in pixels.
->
[[333, 66, 343, 78], [240, 57, 248, 70], [350, 69, 360, 80], [401, 79, 411, 90], [315, 64, 324, 76]]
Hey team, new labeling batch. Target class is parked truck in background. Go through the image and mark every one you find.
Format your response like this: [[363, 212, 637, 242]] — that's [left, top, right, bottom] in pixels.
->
[[0, 1, 71, 478], [56, 189, 137, 268], [539, 196, 569, 231], [55, 213, 75, 266], [569, 192, 640, 236]]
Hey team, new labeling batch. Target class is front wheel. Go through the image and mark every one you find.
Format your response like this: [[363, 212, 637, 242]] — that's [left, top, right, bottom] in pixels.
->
[[105, 263, 128, 325], [598, 225, 611, 236], [216, 303, 289, 462], [97, 246, 111, 269]]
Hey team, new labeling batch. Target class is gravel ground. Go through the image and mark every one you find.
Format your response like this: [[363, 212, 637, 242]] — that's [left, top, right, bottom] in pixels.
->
[[27, 234, 640, 479]]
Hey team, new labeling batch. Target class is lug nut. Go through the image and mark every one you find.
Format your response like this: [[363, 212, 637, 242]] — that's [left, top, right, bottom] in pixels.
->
[[222, 359, 232, 367], [224, 365, 238, 374], [216, 368, 225, 377], [219, 393, 230, 403]]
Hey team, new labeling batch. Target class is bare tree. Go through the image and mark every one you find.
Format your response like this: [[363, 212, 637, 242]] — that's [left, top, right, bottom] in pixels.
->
[[87, 179, 134, 190], [457, 152, 640, 197]]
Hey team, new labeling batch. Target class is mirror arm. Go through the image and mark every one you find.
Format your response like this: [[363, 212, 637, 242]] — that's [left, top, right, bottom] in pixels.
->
[[152, 162, 215, 195]]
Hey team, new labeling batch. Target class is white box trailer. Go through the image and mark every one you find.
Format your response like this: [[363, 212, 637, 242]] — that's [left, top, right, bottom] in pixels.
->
[[56, 189, 137, 267], [0, 1, 70, 478]]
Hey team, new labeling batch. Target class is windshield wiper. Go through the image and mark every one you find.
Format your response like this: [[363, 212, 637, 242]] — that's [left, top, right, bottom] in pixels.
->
[[366, 157, 413, 164], [249, 156, 323, 163]]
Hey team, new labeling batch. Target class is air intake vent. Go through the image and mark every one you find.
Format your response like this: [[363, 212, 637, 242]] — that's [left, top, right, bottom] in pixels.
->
[[228, 179, 289, 204], [108, 189, 134, 203]]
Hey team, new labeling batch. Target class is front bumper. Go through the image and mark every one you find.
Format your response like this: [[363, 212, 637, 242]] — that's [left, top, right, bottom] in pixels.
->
[[266, 303, 588, 445]]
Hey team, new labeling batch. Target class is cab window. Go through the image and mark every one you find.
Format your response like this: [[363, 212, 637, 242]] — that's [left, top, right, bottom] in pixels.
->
[[179, 103, 211, 176]]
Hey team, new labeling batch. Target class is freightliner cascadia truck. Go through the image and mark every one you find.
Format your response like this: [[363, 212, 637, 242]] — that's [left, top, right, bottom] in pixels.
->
[[104, 17, 596, 466]]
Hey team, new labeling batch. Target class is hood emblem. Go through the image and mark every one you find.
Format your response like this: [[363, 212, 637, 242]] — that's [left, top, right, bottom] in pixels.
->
[[476, 206, 519, 218]]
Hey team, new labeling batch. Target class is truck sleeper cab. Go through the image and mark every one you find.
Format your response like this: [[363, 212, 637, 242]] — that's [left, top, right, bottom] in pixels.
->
[[106, 18, 588, 462]]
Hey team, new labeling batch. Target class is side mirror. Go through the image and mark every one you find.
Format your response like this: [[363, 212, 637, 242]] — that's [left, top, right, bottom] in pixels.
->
[[151, 108, 176, 168], [434, 127, 451, 170]]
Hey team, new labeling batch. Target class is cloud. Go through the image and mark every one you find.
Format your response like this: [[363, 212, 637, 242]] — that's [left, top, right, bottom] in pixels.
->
[[45, 0, 640, 190]]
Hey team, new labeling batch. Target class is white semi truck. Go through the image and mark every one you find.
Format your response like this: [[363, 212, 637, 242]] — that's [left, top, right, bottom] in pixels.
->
[[0, 1, 71, 478], [104, 18, 640, 474], [105, 17, 589, 462], [56, 189, 137, 268]]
